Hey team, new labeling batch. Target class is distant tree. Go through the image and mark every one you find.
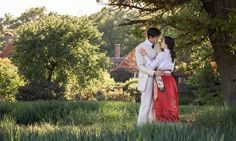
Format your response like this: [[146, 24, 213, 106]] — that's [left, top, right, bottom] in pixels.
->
[[90, 8, 143, 57], [0, 7, 47, 51], [13, 14, 109, 88]]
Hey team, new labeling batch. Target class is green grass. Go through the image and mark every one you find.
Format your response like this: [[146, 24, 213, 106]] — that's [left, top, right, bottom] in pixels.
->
[[0, 101, 235, 141]]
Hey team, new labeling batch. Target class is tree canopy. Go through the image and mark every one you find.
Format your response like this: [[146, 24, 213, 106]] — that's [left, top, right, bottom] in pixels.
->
[[98, 0, 236, 104], [13, 14, 109, 88], [90, 8, 143, 57]]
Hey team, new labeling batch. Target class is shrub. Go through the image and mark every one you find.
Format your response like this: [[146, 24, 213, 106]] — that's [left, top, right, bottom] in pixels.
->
[[0, 58, 25, 101], [16, 81, 65, 101], [104, 88, 134, 102], [188, 63, 222, 105], [123, 78, 141, 102], [110, 70, 134, 82], [76, 74, 139, 102], [76, 71, 116, 100]]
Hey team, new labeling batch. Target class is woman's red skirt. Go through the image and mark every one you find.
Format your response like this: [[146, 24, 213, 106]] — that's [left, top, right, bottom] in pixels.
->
[[154, 75, 179, 122]]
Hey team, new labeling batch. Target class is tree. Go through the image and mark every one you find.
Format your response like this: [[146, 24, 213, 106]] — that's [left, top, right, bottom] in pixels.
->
[[0, 7, 47, 51], [0, 7, 46, 30], [0, 58, 25, 101], [13, 14, 109, 89], [98, 0, 236, 104], [90, 8, 143, 57]]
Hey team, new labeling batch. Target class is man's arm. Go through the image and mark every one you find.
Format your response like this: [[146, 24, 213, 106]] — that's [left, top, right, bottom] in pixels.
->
[[135, 47, 155, 76]]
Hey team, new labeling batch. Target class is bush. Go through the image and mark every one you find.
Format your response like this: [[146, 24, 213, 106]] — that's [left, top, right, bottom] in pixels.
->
[[76, 74, 139, 102], [76, 71, 116, 101], [178, 94, 196, 105], [110, 70, 134, 82], [16, 81, 65, 101], [123, 78, 141, 102], [104, 87, 134, 102], [188, 63, 222, 105], [0, 59, 25, 101]]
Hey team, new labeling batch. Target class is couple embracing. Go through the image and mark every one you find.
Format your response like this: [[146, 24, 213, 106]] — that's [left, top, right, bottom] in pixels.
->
[[135, 27, 179, 126]]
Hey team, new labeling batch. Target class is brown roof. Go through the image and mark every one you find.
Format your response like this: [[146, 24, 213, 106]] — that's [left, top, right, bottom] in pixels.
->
[[112, 50, 137, 71]]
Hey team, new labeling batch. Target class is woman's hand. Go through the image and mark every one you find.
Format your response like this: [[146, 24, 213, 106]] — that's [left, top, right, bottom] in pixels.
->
[[139, 48, 147, 56]]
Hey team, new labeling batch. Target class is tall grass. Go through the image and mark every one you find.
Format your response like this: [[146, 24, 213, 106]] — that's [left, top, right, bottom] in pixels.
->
[[0, 101, 235, 141]]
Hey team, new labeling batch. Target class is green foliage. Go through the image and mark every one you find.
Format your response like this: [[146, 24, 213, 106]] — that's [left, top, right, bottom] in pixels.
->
[[13, 14, 109, 92], [16, 81, 65, 101], [76, 71, 116, 100], [193, 106, 236, 129], [178, 94, 196, 105], [123, 78, 141, 102], [0, 101, 236, 140], [103, 0, 236, 104], [76, 72, 136, 102], [90, 8, 143, 56], [188, 63, 222, 105], [0, 7, 47, 49], [0, 59, 25, 101], [0, 7, 47, 30], [188, 63, 220, 92], [104, 88, 134, 101], [0, 101, 137, 125], [110, 70, 134, 82]]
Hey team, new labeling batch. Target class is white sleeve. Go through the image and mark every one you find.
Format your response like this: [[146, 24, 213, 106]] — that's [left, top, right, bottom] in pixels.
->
[[144, 52, 165, 70], [135, 48, 155, 76]]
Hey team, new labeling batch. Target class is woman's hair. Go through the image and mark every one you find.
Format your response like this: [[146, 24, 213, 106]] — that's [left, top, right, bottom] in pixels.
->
[[164, 36, 176, 63]]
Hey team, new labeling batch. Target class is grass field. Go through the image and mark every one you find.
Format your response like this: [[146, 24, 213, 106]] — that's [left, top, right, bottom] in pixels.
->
[[0, 101, 235, 141]]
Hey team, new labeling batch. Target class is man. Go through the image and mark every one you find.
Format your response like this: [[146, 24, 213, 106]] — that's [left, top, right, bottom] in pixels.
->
[[135, 27, 161, 125]]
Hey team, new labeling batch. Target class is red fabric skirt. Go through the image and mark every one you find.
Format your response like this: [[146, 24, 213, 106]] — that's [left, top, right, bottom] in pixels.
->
[[154, 75, 179, 122]]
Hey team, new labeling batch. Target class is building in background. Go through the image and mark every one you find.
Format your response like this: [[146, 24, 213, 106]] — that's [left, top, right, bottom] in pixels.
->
[[0, 32, 14, 58]]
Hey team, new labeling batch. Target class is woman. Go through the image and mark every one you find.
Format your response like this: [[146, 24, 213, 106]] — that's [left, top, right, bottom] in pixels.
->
[[139, 36, 179, 122]]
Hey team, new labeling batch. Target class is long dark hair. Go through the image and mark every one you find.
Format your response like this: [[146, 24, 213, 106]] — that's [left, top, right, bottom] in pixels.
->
[[164, 36, 176, 63]]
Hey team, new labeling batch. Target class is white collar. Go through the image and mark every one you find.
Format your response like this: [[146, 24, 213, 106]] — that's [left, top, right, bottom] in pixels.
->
[[164, 48, 170, 53], [144, 39, 154, 47]]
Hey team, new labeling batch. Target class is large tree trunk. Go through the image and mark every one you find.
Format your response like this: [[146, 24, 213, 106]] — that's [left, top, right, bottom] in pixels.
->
[[202, 0, 236, 104], [209, 29, 236, 104]]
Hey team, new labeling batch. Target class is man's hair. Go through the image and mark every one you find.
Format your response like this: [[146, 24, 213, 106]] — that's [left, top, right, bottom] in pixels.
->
[[147, 27, 161, 39]]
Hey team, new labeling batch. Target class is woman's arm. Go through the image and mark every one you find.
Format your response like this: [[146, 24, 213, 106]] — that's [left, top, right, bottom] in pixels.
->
[[145, 53, 164, 69], [139, 48, 165, 70]]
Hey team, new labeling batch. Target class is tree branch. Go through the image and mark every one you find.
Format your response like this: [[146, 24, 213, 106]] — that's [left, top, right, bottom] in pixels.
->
[[118, 19, 148, 26], [108, 3, 158, 12]]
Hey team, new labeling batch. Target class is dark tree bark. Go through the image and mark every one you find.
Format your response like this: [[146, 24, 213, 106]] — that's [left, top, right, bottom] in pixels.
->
[[201, 0, 236, 104]]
